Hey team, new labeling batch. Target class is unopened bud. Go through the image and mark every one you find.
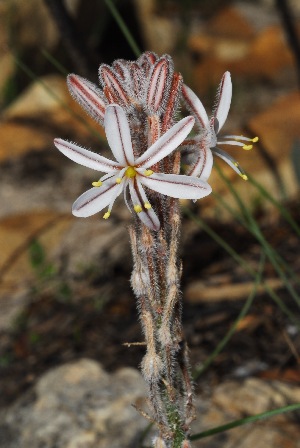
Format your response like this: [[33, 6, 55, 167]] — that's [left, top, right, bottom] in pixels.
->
[[142, 352, 162, 382], [153, 436, 167, 448]]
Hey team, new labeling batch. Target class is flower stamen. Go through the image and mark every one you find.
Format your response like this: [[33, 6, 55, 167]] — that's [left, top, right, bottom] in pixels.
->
[[116, 177, 122, 184], [134, 204, 143, 213], [92, 181, 102, 187], [144, 169, 153, 176], [144, 202, 152, 209], [103, 211, 111, 219]]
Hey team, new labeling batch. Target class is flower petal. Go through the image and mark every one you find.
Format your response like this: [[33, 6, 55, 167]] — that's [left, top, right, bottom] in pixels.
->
[[135, 116, 195, 168], [67, 75, 106, 125], [147, 56, 173, 113], [182, 83, 209, 129], [213, 72, 232, 132], [211, 147, 248, 179], [54, 138, 121, 172], [138, 172, 211, 200], [99, 65, 131, 109], [188, 144, 213, 181], [129, 179, 160, 231], [104, 104, 134, 166], [72, 176, 121, 217]]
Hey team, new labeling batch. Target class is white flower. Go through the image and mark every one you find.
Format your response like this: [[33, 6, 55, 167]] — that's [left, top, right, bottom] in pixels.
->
[[54, 104, 211, 231], [182, 71, 258, 180]]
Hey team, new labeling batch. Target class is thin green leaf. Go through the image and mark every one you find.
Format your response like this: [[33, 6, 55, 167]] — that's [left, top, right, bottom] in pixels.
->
[[193, 254, 265, 379], [40, 48, 69, 76], [215, 163, 300, 308], [190, 403, 300, 440], [104, 0, 141, 57], [183, 207, 300, 327], [247, 173, 300, 238]]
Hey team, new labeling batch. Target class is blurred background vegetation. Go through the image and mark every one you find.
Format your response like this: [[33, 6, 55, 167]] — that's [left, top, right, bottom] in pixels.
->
[[0, 0, 300, 445]]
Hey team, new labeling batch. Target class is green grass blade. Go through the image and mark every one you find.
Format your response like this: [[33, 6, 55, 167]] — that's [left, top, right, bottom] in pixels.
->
[[213, 189, 300, 288], [215, 163, 300, 307], [193, 254, 265, 380], [104, 0, 141, 58], [190, 403, 300, 440], [40, 48, 69, 76], [247, 173, 300, 238], [183, 207, 300, 327]]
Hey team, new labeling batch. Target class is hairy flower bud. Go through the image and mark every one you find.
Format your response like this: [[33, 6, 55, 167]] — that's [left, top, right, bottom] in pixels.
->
[[142, 352, 162, 382], [153, 436, 167, 448]]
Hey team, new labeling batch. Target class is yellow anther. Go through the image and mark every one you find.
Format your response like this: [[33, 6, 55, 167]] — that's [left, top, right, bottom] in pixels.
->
[[103, 211, 111, 219], [116, 177, 122, 184], [234, 162, 239, 167], [125, 166, 136, 178], [144, 169, 153, 176], [134, 205, 143, 213], [243, 144, 253, 150], [92, 181, 102, 187], [252, 136, 259, 143], [144, 202, 152, 209], [241, 174, 248, 181]]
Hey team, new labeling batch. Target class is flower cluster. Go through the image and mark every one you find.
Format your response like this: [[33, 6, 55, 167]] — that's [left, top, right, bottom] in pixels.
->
[[54, 53, 256, 230], [53, 53, 257, 444], [181, 71, 258, 180]]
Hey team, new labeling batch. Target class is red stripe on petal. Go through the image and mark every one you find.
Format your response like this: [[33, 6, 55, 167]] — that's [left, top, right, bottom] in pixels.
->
[[67, 74, 106, 123]]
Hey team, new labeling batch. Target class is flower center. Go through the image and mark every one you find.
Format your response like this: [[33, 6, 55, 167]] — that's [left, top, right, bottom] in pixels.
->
[[125, 166, 137, 178]]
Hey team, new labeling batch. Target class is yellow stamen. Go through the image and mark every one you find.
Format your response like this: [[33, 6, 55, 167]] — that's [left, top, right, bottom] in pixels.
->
[[103, 211, 111, 219], [92, 181, 102, 187], [241, 174, 248, 181], [125, 166, 136, 178], [243, 144, 253, 150], [252, 136, 259, 143], [144, 202, 152, 209], [116, 177, 122, 184], [144, 169, 153, 176], [134, 205, 142, 213]]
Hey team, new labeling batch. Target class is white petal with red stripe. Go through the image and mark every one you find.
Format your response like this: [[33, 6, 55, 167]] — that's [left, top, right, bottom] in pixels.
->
[[182, 83, 209, 129], [213, 72, 232, 132], [67, 74, 106, 124], [104, 105, 134, 166], [136, 116, 195, 168], [138, 172, 211, 199], [72, 176, 121, 217], [129, 179, 160, 231], [54, 138, 121, 172]]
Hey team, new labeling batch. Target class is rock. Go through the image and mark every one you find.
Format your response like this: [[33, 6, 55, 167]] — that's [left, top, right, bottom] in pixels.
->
[[191, 378, 300, 447], [1, 360, 300, 447], [0, 359, 148, 448]]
